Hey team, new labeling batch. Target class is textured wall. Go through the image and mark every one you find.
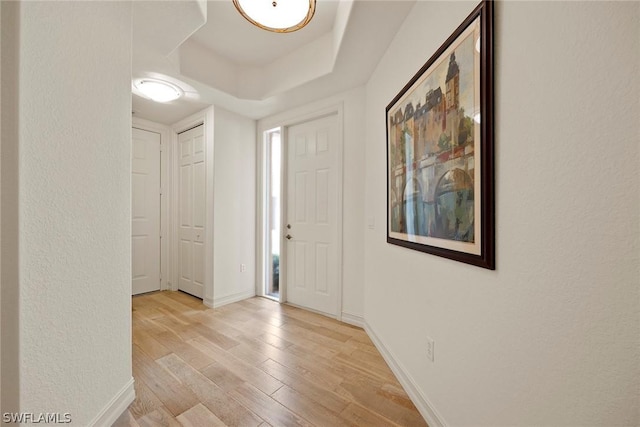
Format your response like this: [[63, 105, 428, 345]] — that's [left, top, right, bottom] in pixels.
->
[[340, 87, 366, 320], [16, 2, 133, 424], [0, 0, 3, 416], [213, 107, 258, 304], [2, 0, 22, 416], [364, 1, 639, 425]]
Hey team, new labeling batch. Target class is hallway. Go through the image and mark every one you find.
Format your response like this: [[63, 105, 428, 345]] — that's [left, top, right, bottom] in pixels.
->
[[114, 292, 427, 426]]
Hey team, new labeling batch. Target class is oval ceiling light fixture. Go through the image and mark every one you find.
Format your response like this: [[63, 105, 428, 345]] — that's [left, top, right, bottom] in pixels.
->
[[233, 0, 316, 33], [134, 79, 183, 103]]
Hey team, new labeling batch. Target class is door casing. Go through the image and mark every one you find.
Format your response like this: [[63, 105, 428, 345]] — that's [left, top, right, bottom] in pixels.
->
[[131, 127, 161, 295], [256, 104, 344, 321], [132, 117, 171, 292], [171, 107, 215, 307], [176, 124, 206, 299]]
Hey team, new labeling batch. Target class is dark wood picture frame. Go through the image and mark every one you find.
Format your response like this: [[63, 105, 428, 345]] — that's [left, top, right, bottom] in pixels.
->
[[386, 0, 494, 269]]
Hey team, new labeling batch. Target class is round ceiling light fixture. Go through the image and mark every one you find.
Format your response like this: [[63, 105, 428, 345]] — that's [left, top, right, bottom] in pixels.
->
[[233, 0, 316, 33], [134, 79, 183, 103]]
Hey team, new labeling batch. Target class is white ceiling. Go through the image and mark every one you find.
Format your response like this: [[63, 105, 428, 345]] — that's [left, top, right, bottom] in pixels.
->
[[131, 0, 415, 124], [189, 1, 340, 67]]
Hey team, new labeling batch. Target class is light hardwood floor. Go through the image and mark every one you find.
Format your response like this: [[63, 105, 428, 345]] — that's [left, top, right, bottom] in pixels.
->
[[113, 291, 428, 427]]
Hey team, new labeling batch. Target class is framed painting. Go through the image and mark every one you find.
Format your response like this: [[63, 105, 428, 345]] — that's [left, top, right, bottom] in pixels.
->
[[386, 0, 494, 269]]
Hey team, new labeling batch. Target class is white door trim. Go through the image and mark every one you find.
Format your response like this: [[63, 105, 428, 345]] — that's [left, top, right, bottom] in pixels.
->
[[256, 127, 284, 302], [257, 103, 344, 321], [171, 107, 215, 307], [132, 117, 170, 292]]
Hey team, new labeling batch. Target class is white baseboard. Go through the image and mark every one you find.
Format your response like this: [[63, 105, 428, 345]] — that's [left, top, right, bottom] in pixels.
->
[[203, 296, 214, 308], [341, 311, 364, 328], [364, 322, 446, 427], [213, 290, 255, 308], [88, 377, 135, 427]]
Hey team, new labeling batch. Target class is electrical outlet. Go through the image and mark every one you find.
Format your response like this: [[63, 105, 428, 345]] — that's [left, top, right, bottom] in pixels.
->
[[426, 337, 435, 362], [240, 264, 246, 273]]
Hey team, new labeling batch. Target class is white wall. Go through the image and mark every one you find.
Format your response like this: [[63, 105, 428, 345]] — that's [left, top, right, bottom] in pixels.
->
[[1, 1, 21, 416], [341, 88, 366, 321], [213, 107, 258, 307], [364, 1, 639, 426], [0, 0, 4, 417], [258, 86, 366, 323], [2, 2, 134, 424], [0, 0, 2, 414]]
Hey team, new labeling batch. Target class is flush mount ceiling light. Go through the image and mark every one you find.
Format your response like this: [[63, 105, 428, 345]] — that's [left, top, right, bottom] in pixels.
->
[[134, 79, 183, 103], [233, 0, 316, 33]]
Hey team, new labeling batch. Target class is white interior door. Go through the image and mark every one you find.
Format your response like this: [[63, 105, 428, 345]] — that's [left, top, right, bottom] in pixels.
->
[[178, 124, 205, 298], [132, 128, 161, 295], [286, 114, 340, 316]]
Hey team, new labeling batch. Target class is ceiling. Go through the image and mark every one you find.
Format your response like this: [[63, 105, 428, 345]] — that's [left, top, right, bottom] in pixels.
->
[[190, 1, 340, 67], [131, 0, 415, 124]]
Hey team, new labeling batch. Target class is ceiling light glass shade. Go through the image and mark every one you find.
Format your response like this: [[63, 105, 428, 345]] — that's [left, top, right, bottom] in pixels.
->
[[135, 79, 183, 103], [233, 0, 316, 33]]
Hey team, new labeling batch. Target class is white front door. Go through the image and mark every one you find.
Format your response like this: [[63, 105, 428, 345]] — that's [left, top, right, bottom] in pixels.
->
[[132, 128, 161, 295], [286, 114, 340, 316], [178, 124, 205, 298]]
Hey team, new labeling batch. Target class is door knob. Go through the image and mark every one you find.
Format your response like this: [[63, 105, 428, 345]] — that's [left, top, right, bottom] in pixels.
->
[[286, 234, 293, 240]]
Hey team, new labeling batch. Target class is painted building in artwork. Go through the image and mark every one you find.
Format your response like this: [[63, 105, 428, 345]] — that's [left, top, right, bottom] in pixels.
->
[[389, 52, 476, 242]]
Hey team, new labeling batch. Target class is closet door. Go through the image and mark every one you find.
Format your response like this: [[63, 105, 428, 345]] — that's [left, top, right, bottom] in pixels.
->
[[132, 128, 161, 295], [177, 124, 205, 298]]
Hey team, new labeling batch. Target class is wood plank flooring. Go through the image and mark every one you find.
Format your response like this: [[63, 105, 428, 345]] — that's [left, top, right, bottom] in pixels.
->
[[113, 291, 428, 427]]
